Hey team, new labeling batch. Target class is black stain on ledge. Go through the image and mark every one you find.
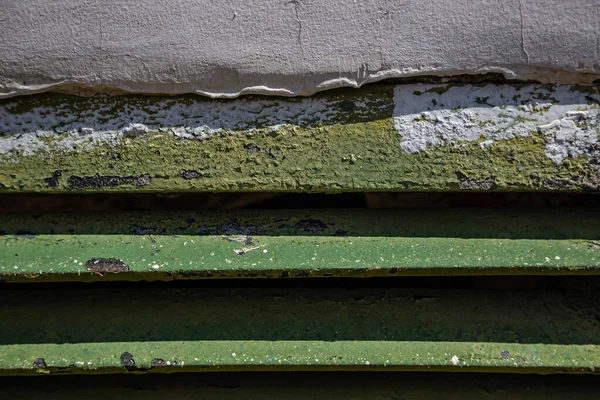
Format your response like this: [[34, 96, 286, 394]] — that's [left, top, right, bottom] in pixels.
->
[[180, 170, 201, 180], [68, 174, 152, 190], [120, 352, 135, 367], [43, 170, 62, 188]]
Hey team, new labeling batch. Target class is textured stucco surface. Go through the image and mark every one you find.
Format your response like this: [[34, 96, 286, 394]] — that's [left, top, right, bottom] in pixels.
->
[[0, 0, 599, 99]]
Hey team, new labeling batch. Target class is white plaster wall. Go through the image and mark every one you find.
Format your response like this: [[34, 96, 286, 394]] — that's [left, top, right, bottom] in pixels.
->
[[0, 0, 598, 99]]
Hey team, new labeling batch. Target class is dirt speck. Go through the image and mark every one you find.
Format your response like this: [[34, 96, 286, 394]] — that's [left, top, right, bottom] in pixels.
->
[[14, 231, 35, 239], [501, 350, 510, 359], [120, 352, 135, 367], [33, 358, 47, 368], [294, 219, 327, 232], [130, 225, 156, 235], [216, 220, 263, 235], [151, 358, 166, 366], [458, 179, 497, 190], [244, 143, 261, 153], [180, 170, 202, 180], [86, 258, 130, 274], [43, 170, 62, 188]]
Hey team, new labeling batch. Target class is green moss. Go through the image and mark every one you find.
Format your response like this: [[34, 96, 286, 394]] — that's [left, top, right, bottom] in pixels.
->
[[0, 123, 592, 193]]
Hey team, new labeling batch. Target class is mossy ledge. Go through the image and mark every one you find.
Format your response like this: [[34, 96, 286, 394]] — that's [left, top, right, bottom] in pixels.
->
[[0, 83, 598, 193]]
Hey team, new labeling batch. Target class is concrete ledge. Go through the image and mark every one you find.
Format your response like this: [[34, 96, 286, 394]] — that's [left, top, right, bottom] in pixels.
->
[[0, 83, 598, 192]]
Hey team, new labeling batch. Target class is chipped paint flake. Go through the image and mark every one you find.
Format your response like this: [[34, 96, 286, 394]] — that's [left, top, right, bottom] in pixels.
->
[[393, 84, 599, 163]]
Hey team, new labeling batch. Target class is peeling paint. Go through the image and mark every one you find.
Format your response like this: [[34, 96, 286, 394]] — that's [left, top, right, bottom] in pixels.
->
[[393, 84, 600, 163], [0, 93, 382, 159], [85, 258, 130, 274]]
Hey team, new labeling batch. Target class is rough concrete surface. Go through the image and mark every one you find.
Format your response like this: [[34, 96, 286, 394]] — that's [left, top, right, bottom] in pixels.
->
[[0, 0, 599, 99], [0, 83, 598, 193]]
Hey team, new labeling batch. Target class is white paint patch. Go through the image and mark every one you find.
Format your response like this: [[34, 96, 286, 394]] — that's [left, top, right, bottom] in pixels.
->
[[0, 95, 380, 159], [451, 355, 460, 366], [393, 84, 600, 163]]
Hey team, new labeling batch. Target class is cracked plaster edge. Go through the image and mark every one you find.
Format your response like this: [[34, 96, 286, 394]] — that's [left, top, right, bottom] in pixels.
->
[[1, 65, 598, 101]]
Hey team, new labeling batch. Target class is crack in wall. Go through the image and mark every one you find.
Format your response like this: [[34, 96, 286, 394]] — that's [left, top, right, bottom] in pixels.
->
[[518, 0, 530, 64], [288, 0, 304, 55]]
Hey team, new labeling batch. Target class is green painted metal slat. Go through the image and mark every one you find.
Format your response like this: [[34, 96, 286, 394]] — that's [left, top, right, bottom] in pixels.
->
[[1, 209, 600, 282], [0, 286, 598, 375], [4, 341, 599, 374]]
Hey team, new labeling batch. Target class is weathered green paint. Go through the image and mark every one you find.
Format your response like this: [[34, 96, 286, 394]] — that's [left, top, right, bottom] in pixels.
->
[[4, 341, 599, 375], [1, 209, 599, 282], [0, 84, 598, 193], [0, 286, 598, 375], [3, 372, 600, 399]]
